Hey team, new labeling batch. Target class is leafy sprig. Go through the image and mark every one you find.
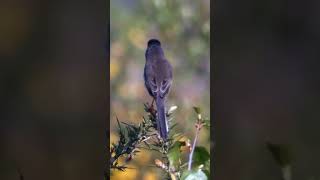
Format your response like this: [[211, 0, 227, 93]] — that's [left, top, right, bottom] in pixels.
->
[[109, 103, 210, 180]]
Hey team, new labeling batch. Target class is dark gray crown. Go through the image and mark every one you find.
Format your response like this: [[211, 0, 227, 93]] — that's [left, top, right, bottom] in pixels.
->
[[147, 39, 161, 47]]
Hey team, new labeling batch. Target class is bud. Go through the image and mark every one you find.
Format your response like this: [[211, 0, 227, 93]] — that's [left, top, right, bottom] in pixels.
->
[[155, 159, 167, 170], [167, 105, 178, 115]]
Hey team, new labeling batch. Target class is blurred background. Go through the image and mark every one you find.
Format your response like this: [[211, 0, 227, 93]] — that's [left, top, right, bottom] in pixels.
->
[[214, 0, 320, 179], [0, 0, 107, 179], [110, 0, 210, 179]]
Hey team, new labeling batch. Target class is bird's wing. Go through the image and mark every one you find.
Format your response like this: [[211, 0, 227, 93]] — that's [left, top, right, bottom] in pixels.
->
[[159, 79, 172, 96], [158, 60, 172, 98], [144, 64, 158, 96]]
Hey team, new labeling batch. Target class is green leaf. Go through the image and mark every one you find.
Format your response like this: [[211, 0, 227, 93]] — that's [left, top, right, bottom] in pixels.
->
[[170, 122, 177, 129], [202, 159, 211, 178], [203, 118, 211, 128], [192, 146, 210, 167], [170, 132, 184, 142], [193, 107, 201, 114], [167, 141, 184, 169], [181, 170, 208, 180], [202, 169, 210, 179], [266, 142, 292, 167], [116, 117, 126, 145]]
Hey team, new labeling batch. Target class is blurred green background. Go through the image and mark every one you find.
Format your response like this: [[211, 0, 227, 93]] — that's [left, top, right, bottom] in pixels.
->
[[110, 0, 210, 179]]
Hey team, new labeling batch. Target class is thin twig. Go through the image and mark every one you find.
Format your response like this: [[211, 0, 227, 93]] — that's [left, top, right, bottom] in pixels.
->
[[136, 146, 159, 152], [188, 112, 204, 171], [188, 125, 201, 170]]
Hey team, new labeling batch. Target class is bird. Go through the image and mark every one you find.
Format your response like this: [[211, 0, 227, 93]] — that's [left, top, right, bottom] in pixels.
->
[[144, 39, 173, 140]]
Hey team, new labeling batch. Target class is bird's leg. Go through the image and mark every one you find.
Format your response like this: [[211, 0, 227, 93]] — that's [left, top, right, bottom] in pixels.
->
[[149, 98, 157, 118], [147, 98, 156, 118], [151, 98, 155, 108]]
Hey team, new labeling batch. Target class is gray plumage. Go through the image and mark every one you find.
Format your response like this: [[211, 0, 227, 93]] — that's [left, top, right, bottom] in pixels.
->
[[144, 39, 173, 140]]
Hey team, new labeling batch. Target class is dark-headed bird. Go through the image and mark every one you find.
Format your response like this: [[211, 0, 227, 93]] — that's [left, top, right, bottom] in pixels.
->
[[144, 39, 173, 140]]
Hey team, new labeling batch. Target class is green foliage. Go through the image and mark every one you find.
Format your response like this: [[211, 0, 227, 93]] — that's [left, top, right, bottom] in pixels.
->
[[192, 146, 210, 169], [109, 103, 211, 180], [110, 104, 158, 171], [193, 107, 202, 114], [167, 141, 185, 169], [182, 146, 210, 179], [181, 169, 208, 180]]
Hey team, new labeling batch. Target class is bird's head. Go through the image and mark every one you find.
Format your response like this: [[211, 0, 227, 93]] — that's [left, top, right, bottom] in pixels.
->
[[145, 39, 164, 60], [147, 39, 161, 47]]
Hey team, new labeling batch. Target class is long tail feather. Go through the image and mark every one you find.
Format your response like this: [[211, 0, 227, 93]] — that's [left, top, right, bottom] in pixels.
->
[[156, 96, 168, 140]]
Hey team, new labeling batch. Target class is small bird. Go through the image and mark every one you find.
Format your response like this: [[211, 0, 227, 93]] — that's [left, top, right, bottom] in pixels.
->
[[144, 39, 173, 140]]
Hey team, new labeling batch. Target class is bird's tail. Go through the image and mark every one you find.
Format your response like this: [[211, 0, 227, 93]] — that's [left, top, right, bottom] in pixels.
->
[[156, 95, 168, 140]]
